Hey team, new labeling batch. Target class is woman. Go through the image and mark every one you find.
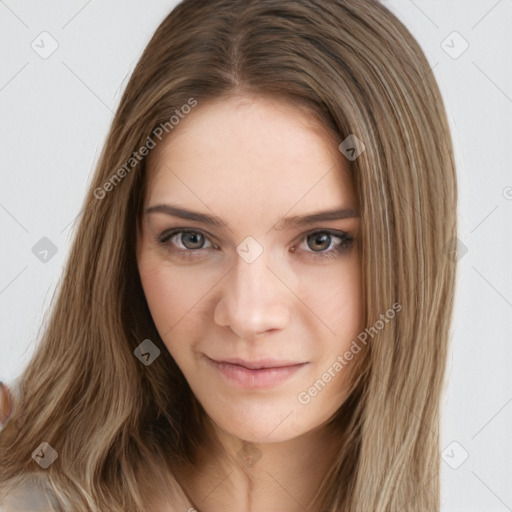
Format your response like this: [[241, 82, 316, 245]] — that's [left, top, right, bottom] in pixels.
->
[[0, 0, 457, 510]]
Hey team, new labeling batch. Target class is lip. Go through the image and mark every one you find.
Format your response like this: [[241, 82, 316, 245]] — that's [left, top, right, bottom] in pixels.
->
[[205, 356, 309, 389]]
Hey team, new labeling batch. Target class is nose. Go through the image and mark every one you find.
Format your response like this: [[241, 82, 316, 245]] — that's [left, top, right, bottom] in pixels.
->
[[213, 249, 291, 340]]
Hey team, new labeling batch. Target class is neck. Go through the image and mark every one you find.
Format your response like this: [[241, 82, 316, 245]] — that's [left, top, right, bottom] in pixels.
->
[[178, 420, 342, 512]]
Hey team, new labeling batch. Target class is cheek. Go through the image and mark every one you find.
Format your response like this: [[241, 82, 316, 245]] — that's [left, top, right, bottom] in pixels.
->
[[333, 269, 363, 334], [137, 255, 219, 355], [139, 265, 183, 333], [137, 255, 201, 348], [297, 259, 363, 338]]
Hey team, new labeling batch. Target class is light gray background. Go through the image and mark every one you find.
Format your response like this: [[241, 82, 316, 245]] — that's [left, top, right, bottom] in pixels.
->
[[0, 1, 511, 510]]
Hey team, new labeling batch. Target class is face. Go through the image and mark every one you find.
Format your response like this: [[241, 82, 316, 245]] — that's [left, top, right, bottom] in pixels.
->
[[137, 95, 363, 444]]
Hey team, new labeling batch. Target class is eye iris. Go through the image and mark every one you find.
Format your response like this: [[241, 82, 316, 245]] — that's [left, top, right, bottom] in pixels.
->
[[307, 233, 331, 252], [181, 231, 204, 249]]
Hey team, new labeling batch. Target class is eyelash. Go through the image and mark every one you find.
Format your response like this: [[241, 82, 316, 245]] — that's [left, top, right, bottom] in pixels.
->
[[155, 228, 354, 262]]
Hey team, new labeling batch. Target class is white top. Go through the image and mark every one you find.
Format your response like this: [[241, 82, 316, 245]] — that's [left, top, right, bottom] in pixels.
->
[[0, 475, 194, 512], [0, 480, 58, 512], [1, 379, 58, 511], [0, 379, 194, 512]]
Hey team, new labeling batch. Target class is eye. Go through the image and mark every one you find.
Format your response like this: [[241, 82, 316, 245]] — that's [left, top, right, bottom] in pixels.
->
[[295, 230, 354, 260], [156, 229, 217, 257], [177, 231, 208, 250], [155, 228, 354, 262]]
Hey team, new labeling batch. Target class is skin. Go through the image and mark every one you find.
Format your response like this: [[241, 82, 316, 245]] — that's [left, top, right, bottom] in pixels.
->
[[136, 94, 364, 511]]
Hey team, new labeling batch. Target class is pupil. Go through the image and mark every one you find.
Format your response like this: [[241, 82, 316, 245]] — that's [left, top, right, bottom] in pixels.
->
[[308, 233, 330, 252], [182, 232, 204, 249]]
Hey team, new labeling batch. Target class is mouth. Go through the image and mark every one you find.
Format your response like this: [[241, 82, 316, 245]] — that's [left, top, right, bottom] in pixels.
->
[[205, 356, 309, 389]]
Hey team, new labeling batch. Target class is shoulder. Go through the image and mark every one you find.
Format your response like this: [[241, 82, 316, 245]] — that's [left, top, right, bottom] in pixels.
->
[[1, 474, 193, 512], [145, 471, 195, 512], [0, 475, 193, 512], [0, 478, 58, 512]]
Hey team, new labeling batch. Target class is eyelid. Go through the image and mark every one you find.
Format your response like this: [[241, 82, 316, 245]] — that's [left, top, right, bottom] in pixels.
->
[[295, 229, 353, 255], [156, 227, 354, 259], [297, 228, 350, 241], [156, 228, 220, 250], [157, 227, 350, 244]]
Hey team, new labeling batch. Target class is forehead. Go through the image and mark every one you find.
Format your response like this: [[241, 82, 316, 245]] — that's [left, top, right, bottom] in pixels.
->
[[145, 95, 356, 219]]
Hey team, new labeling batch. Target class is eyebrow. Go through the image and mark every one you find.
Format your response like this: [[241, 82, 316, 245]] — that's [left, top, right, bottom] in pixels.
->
[[145, 204, 359, 230]]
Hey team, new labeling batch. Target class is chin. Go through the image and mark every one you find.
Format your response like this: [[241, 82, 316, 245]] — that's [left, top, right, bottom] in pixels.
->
[[208, 406, 317, 445], [225, 424, 305, 445]]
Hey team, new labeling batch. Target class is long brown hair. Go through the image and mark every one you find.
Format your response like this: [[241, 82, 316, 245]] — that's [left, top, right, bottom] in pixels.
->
[[0, 0, 457, 510]]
